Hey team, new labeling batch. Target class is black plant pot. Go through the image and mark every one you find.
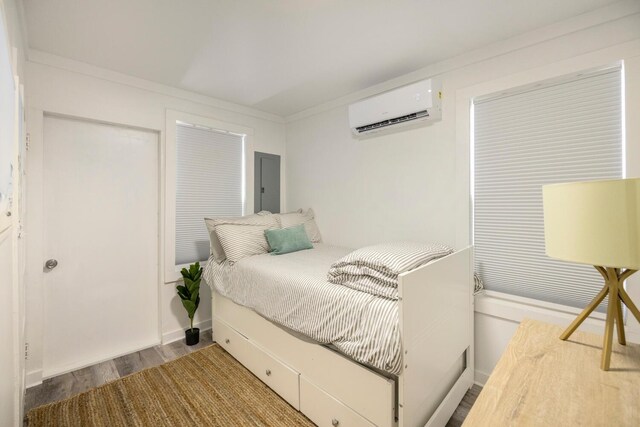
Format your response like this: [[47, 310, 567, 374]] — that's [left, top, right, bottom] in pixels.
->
[[185, 328, 200, 346]]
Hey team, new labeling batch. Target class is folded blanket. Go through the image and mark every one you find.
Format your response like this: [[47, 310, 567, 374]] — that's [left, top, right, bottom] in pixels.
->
[[328, 242, 453, 299]]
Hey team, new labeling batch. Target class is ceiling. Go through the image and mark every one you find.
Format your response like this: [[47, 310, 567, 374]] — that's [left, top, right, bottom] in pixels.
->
[[23, 0, 619, 117]]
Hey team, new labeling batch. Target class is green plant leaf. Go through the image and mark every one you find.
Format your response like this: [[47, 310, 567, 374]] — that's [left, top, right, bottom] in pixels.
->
[[181, 299, 196, 319], [189, 283, 199, 295], [189, 262, 199, 277], [190, 287, 200, 304], [176, 284, 189, 297]]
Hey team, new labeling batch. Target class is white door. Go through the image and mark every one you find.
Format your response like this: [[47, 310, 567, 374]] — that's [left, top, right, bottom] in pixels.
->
[[42, 115, 159, 377]]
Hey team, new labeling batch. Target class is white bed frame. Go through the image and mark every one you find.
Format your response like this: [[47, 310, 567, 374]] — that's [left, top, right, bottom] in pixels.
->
[[211, 247, 474, 427]]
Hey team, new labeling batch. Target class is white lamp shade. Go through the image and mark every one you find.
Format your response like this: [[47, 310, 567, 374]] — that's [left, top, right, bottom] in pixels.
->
[[543, 178, 640, 270]]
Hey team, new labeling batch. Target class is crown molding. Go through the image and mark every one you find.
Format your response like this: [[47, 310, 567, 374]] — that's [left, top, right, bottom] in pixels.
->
[[285, 0, 640, 123], [27, 49, 286, 124]]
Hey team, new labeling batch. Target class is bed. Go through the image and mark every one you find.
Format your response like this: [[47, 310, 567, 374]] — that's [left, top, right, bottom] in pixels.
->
[[204, 241, 474, 427]]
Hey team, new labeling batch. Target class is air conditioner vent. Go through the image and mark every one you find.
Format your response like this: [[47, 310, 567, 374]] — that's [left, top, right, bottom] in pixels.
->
[[355, 110, 429, 133]]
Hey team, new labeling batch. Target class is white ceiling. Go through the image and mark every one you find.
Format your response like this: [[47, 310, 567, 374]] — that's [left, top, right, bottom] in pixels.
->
[[23, 0, 619, 117]]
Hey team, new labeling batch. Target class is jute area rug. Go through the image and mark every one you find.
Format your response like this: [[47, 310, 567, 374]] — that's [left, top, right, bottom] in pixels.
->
[[27, 344, 315, 426]]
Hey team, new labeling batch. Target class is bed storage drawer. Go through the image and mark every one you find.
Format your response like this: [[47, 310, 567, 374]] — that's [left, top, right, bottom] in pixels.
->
[[214, 293, 396, 427], [300, 377, 375, 427], [215, 318, 300, 409], [216, 317, 251, 359], [241, 338, 301, 410]]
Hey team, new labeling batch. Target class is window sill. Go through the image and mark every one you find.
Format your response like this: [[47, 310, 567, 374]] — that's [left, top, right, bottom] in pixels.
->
[[475, 290, 640, 343]]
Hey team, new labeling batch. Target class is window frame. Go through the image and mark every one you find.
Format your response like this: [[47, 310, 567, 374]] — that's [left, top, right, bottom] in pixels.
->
[[454, 57, 640, 314], [470, 66, 623, 308], [164, 110, 254, 283]]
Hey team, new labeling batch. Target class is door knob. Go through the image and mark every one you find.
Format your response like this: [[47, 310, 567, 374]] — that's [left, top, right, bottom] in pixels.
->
[[45, 259, 58, 270]]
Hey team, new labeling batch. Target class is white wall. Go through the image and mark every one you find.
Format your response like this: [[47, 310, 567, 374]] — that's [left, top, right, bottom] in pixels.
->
[[287, 106, 456, 248], [0, 0, 26, 425], [24, 54, 287, 385], [285, 4, 640, 384]]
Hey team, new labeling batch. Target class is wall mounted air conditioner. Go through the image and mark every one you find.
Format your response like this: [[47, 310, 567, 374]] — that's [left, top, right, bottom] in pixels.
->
[[348, 79, 442, 137]]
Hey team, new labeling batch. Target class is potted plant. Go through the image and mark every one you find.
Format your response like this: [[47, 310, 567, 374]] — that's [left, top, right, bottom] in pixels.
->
[[176, 262, 202, 345]]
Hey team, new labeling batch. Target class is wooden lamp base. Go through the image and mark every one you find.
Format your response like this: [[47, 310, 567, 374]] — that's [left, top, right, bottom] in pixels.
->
[[560, 267, 639, 370]]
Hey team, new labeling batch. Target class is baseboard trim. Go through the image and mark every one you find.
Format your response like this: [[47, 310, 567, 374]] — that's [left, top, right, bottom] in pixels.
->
[[41, 338, 162, 382], [162, 319, 212, 345], [26, 369, 43, 388], [474, 371, 490, 387], [26, 320, 214, 388]]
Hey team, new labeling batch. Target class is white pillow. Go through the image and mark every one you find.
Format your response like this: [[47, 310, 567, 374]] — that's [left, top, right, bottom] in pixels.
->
[[277, 208, 322, 243], [214, 222, 277, 264], [204, 212, 275, 263]]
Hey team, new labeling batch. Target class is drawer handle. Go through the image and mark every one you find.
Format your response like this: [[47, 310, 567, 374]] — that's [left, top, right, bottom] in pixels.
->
[[332, 419, 339, 426], [265, 369, 271, 376], [225, 338, 230, 344]]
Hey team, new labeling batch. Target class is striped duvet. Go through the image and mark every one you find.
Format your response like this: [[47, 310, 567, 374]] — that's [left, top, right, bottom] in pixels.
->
[[203, 244, 402, 375], [328, 242, 453, 300]]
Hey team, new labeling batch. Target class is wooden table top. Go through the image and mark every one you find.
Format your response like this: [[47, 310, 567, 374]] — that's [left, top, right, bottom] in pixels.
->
[[463, 319, 640, 426]]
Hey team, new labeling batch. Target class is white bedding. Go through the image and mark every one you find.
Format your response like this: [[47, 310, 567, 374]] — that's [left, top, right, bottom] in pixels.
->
[[203, 244, 402, 375], [328, 241, 453, 300]]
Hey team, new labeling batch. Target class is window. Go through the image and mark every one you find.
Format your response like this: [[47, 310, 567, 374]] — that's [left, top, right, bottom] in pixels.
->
[[473, 67, 623, 309], [175, 122, 245, 265]]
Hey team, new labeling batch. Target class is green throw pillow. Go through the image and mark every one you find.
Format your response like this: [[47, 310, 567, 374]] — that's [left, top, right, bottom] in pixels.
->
[[265, 224, 313, 255]]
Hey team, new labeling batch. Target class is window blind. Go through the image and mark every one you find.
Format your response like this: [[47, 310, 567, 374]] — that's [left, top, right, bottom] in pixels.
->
[[473, 68, 622, 309], [176, 123, 244, 265]]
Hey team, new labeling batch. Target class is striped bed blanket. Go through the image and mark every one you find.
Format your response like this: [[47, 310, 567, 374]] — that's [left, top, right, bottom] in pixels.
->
[[327, 242, 453, 300], [203, 244, 402, 374]]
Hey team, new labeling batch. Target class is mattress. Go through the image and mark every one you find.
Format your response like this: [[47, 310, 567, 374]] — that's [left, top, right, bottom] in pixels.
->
[[203, 244, 402, 375]]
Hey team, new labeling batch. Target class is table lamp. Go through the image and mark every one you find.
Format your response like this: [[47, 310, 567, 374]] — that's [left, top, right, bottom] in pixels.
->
[[543, 178, 640, 371]]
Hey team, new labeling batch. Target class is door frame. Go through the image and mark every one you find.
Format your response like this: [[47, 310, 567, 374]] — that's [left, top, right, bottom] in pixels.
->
[[25, 110, 163, 382], [253, 151, 281, 214]]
